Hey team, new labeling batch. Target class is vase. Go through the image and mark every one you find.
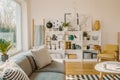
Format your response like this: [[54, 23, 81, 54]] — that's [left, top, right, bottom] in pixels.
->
[[59, 26, 63, 31], [72, 44, 76, 49], [1, 54, 9, 62], [94, 20, 100, 31], [69, 35, 74, 40], [64, 27, 68, 31], [83, 37, 87, 40]]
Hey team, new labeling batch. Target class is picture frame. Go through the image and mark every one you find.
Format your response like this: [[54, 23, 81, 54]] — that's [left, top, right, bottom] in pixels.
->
[[64, 13, 72, 23], [64, 13, 79, 31]]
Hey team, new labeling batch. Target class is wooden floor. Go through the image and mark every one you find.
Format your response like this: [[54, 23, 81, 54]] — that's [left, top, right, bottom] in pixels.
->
[[65, 61, 99, 75]]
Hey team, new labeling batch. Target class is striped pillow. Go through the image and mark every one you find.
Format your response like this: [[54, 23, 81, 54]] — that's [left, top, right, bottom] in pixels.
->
[[2, 60, 30, 80]]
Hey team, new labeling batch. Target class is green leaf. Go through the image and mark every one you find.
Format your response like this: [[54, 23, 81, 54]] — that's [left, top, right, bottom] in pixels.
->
[[0, 38, 12, 55], [62, 22, 70, 27]]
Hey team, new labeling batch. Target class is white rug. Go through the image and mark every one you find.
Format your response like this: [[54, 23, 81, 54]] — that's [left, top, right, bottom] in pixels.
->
[[66, 74, 120, 80]]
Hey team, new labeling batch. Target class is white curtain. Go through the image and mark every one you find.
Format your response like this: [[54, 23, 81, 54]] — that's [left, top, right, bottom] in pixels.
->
[[34, 25, 44, 47]]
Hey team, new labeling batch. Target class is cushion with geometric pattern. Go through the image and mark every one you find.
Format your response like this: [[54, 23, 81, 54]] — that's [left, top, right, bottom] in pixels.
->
[[1, 60, 30, 80]]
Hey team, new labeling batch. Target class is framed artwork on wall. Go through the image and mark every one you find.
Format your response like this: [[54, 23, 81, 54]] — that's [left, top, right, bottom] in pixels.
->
[[79, 15, 92, 31], [64, 13, 72, 23], [64, 13, 79, 31]]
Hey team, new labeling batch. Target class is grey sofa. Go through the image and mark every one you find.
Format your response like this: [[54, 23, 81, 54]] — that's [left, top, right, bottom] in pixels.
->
[[11, 51, 65, 80]]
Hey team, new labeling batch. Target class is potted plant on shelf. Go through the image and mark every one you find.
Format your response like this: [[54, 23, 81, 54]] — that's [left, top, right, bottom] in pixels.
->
[[0, 39, 12, 62], [83, 31, 88, 40], [62, 22, 70, 31]]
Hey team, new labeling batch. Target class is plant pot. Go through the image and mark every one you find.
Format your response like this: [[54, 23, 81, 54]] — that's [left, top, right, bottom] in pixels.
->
[[69, 35, 74, 40], [94, 20, 100, 31], [59, 26, 63, 31], [64, 27, 68, 31], [1, 54, 9, 62], [83, 37, 87, 40]]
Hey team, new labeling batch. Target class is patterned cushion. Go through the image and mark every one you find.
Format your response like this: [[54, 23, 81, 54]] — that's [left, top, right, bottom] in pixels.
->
[[1, 60, 30, 80]]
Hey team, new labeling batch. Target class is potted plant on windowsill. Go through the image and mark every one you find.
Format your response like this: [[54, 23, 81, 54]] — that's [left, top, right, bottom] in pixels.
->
[[0, 39, 12, 62]]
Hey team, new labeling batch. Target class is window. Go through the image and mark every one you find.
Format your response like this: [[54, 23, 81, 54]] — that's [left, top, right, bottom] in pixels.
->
[[0, 0, 21, 55]]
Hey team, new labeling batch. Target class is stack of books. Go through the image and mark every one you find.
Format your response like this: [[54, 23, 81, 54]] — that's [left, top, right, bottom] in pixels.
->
[[104, 62, 120, 71]]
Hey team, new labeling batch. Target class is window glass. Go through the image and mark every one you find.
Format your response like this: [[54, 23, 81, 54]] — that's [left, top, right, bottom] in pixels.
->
[[0, 0, 21, 55]]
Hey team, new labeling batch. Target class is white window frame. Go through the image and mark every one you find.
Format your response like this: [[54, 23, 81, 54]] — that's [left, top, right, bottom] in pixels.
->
[[0, 0, 23, 56], [16, 2, 22, 52], [15, 0, 30, 52]]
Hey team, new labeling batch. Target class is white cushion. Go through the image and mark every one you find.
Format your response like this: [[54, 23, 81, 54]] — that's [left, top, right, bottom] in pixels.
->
[[1, 60, 30, 80], [31, 47, 52, 69]]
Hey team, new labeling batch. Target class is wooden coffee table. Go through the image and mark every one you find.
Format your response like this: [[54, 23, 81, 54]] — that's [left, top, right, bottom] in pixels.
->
[[95, 61, 120, 80]]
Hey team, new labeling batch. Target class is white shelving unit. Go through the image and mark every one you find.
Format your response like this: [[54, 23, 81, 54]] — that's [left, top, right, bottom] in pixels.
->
[[45, 29, 101, 61], [44, 18, 101, 61], [45, 30, 65, 59], [64, 31, 83, 61], [45, 29, 83, 60], [83, 31, 101, 60]]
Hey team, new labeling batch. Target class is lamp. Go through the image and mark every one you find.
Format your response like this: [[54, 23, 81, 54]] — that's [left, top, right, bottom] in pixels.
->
[[94, 20, 100, 31]]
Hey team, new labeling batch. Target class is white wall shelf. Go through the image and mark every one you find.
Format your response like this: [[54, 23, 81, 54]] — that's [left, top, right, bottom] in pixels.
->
[[45, 18, 101, 61], [83, 31, 101, 60]]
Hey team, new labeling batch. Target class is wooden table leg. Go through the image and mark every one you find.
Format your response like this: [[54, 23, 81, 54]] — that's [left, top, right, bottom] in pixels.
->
[[100, 72, 103, 80]]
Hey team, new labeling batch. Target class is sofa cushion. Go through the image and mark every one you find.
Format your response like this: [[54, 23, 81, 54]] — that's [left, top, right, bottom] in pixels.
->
[[2, 60, 30, 80], [40, 59, 65, 74], [12, 55, 33, 77], [29, 72, 65, 80], [26, 54, 37, 71], [31, 48, 52, 69]]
